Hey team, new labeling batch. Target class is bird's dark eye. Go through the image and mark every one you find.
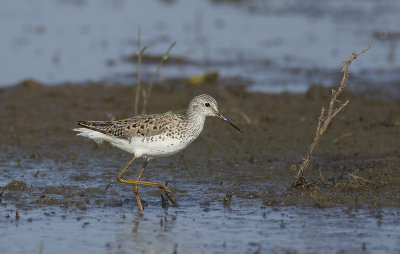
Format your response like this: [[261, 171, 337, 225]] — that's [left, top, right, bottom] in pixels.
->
[[205, 102, 210, 107]]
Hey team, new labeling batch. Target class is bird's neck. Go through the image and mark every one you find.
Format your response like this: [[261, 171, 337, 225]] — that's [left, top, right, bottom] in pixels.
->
[[186, 107, 207, 137]]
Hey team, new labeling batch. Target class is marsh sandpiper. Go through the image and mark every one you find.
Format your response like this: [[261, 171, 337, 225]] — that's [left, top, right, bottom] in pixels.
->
[[73, 94, 243, 210]]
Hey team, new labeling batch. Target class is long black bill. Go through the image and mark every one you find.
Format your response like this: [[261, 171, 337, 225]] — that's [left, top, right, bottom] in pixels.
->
[[218, 113, 244, 134]]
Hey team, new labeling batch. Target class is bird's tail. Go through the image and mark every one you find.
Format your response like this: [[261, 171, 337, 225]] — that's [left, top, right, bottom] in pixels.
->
[[73, 127, 111, 145]]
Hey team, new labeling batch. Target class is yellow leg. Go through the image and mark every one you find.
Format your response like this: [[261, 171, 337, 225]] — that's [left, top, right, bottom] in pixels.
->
[[116, 156, 179, 210], [116, 156, 142, 209], [132, 159, 149, 211]]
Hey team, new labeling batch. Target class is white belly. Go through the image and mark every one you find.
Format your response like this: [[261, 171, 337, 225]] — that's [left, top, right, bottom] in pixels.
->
[[129, 134, 194, 158]]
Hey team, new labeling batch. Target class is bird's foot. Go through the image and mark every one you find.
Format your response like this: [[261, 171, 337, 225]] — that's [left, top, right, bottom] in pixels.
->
[[159, 183, 179, 207]]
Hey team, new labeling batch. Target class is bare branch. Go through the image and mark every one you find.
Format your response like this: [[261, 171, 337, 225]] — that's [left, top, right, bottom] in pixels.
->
[[292, 46, 371, 187]]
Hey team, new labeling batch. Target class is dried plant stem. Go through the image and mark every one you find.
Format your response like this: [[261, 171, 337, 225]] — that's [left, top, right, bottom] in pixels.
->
[[310, 193, 323, 208], [293, 46, 371, 187], [134, 27, 147, 116], [348, 173, 369, 184], [141, 42, 176, 115]]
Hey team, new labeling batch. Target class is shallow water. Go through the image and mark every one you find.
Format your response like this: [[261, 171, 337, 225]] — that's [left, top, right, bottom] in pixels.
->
[[2, 191, 400, 253], [1, 0, 399, 93], [1, 151, 400, 254]]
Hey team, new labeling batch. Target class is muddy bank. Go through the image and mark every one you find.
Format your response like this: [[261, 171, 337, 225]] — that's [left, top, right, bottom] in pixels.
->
[[1, 79, 399, 211]]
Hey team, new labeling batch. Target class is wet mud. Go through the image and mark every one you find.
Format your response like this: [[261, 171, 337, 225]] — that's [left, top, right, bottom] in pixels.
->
[[1, 80, 399, 253]]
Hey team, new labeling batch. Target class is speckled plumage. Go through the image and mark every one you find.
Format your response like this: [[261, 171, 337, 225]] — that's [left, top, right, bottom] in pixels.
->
[[73, 94, 242, 158], [77, 113, 188, 140]]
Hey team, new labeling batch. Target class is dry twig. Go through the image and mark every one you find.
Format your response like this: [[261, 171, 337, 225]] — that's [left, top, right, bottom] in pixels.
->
[[134, 27, 148, 116], [292, 46, 371, 187], [348, 173, 370, 184], [310, 192, 323, 208], [332, 132, 353, 144], [141, 42, 176, 115]]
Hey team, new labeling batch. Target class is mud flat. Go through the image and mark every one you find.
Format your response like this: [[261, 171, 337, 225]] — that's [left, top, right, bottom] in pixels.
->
[[0, 80, 399, 253]]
